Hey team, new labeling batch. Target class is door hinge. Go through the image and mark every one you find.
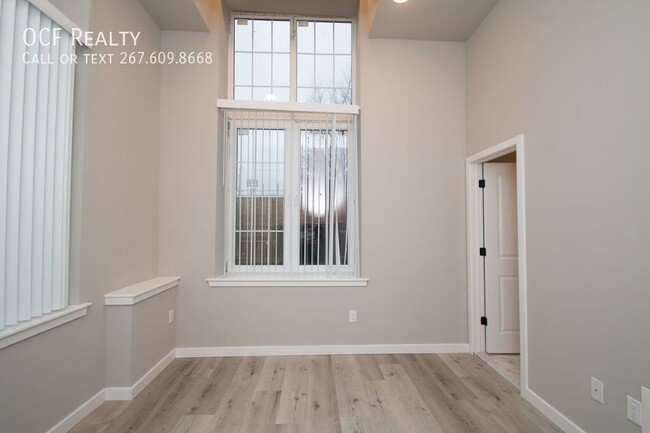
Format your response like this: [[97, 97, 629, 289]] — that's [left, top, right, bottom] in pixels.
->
[[479, 247, 487, 257], [481, 316, 488, 326], [478, 179, 486, 188]]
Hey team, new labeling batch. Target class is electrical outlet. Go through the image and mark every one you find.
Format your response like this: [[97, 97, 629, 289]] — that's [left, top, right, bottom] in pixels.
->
[[348, 310, 357, 323], [627, 396, 642, 426], [168, 309, 174, 324], [591, 377, 604, 404]]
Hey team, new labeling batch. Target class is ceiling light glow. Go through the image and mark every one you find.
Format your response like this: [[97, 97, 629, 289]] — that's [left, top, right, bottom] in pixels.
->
[[393, 0, 408, 3]]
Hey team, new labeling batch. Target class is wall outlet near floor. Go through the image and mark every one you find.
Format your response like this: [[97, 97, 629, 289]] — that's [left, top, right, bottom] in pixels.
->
[[168, 309, 174, 324], [591, 377, 604, 404], [348, 310, 357, 323], [627, 395, 643, 426]]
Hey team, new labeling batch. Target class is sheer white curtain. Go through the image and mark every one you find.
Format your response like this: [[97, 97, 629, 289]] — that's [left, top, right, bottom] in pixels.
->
[[222, 107, 359, 278], [0, 0, 75, 330]]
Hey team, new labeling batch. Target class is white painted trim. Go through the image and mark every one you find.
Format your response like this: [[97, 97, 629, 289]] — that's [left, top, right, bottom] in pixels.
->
[[522, 388, 587, 433], [105, 349, 176, 401], [0, 302, 91, 350], [217, 99, 360, 114], [176, 343, 469, 358], [466, 134, 529, 391], [27, 0, 86, 36], [104, 277, 179, 306], [207, 276, 369, 287], [466, 154, 485, 354], [467, 136, 520, 164], [46, 389, 105, 433]]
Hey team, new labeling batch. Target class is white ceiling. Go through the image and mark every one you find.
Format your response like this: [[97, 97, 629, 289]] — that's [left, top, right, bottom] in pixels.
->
[[223, 0, 360, 18], [369, 0, 499, 41]]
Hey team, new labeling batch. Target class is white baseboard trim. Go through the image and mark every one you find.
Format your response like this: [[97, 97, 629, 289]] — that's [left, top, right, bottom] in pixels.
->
[[46, 389, 105, 433], [522, 387, 586, 433], [176, 343, 469, 358], [105, 349, 176, 401]]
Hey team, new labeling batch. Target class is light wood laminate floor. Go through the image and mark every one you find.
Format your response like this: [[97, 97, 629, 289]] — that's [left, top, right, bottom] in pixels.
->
[[71, 354, 560, 433]]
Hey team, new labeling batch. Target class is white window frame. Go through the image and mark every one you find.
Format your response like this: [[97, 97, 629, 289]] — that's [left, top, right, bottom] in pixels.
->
[[227, 13, 358, 105], [290, 122, 355, 275], [228, 119, 292, 275], [210, 100, 367, 288]]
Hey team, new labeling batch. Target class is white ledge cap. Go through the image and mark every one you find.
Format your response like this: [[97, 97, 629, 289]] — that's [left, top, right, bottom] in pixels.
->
[[104, 277, 180, 306]]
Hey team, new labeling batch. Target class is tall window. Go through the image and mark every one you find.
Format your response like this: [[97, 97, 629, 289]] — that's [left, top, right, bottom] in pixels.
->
[[0, 0, 76, 330], [232, 17, 354, 104], [221, 14, 360, 283], [221, 108, 359, 278]]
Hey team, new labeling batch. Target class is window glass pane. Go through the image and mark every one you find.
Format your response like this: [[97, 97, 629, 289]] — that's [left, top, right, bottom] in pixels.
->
[[334, 55, 352, 89], [297, 54, 315, 87], [334, 88, 352, 105], [315, 89, 334, 104], [234, 86, 252, 100], [273, 20, 290, 52], [235, 18, 353, 104], [273, 54, 290, 87], [298, 88, 334, 104], [252, 53, 272, 86], [272, 87, 290, 102], [334, 22, 352, 54], [234, 19, 252, 51], [315, 55, 334, 88], [235, 129, 285, 266], [234, 52, 252, 85], [235, 231, 284, 266], [253, 20, 272, 52], [299, 130, 349, 266], [252, 87, 273, 101], [297, 21, 314, 53], [315, 22, 334, 54], [297, 88, 315, 103]]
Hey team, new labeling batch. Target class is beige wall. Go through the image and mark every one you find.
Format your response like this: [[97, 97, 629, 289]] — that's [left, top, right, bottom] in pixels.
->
[[131, 288, 176, 382], [0, 0, 161, 431], [157, 0, 227, 347], [467, 1, 650, 432], [159, 0, 468, 349], [106, 289, 176, 387]]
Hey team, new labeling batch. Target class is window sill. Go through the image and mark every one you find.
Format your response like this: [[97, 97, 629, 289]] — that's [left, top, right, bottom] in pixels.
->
[[207, 276, 369, 287], [0, 302, 92, 350]]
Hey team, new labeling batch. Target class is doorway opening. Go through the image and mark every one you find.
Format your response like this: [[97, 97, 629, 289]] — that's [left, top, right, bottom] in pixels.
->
[[466, 135, 528, 392]]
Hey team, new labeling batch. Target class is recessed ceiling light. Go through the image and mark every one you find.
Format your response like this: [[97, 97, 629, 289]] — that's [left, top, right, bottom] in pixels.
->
[[394, 0, 408, 3]]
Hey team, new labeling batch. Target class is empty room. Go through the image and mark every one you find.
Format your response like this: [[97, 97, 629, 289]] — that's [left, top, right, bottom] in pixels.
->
[[0, 0, 649, 432]]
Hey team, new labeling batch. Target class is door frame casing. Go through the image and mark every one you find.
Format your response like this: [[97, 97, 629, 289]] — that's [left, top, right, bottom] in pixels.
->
[[466, 134, 528, 391]]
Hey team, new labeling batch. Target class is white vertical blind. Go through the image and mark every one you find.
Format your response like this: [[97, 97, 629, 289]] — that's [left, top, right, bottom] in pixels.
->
[[221, 105, 359, 278], [0, 0, 75, 330]]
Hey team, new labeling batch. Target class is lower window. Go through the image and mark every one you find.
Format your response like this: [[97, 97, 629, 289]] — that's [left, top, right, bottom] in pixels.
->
[[223, 107, 359, 278]]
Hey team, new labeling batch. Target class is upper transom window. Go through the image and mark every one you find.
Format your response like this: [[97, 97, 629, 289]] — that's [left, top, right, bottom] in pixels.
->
[[232, 17, 354, 104]]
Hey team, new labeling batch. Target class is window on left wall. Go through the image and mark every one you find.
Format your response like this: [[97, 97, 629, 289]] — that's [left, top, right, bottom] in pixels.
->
[[0, 0, 76, 333]]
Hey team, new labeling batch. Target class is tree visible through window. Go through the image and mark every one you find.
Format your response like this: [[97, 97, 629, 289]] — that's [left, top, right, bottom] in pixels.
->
[[233, 17, 353, 104]]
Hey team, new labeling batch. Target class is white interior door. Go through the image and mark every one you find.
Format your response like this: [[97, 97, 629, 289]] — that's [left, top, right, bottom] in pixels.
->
[[483, 162, 520, 354]]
